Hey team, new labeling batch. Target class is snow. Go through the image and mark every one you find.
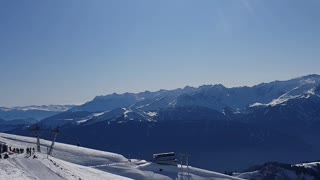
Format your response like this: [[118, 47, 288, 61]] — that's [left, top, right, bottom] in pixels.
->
[[168, 100, 177, 106], [306, 88, 315, 95], [249, 103, 266, 108], [250, 73, 320, 107], [249, 86, 318, 108], [76, 119, 89, 124], [146, 112, 157, 117], [250, 94, 308, 108], [76, 111, 109, 124], [93, 112, 106, 117], [0, 133, 244, 180], [0, 158, 37, 180], [123, 109, 132, 118], [295, 162, 320, 171], [0, 149, 129, 180]]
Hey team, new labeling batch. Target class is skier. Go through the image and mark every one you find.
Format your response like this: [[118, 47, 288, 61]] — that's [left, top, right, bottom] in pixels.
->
[[4, 154, 9, 159]]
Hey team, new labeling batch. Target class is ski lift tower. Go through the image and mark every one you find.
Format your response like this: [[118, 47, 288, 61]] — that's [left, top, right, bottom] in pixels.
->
[[32, 125, 41, 152], [179, 153, 191, 169], [48, 127, 60, 156]]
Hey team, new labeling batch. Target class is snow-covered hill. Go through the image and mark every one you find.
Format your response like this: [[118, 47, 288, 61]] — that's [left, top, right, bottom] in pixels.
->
[[0, 152, 129, 180], [0, 133, 243, 180]]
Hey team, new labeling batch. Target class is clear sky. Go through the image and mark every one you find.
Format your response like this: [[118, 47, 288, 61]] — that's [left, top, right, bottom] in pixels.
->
[[0, 0, 319, 107]]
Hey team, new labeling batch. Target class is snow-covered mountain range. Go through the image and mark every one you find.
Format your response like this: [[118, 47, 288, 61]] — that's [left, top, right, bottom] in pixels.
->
[[5, 74, 320, 174], [31, 74, 320, 127], [65, 74, 320, 115], [3, 74, 318, 125]]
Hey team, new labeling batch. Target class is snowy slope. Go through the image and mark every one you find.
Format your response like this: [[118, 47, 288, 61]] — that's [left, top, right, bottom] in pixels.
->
[[0, 133, 244, 180], [0, 154, 130, 180]]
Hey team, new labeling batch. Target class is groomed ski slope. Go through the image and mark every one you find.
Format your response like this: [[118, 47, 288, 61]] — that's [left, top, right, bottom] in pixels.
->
[[0, 133, 244, 180], [0, 153, 130, 180]]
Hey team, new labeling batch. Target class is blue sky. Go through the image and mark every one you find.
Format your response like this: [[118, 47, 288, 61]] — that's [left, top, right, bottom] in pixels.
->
[[0, 0, 319, 106]]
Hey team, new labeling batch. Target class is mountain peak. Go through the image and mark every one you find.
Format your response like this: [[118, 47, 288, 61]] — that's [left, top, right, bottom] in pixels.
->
[[297, 74, 320, 80]]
